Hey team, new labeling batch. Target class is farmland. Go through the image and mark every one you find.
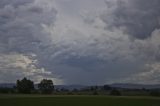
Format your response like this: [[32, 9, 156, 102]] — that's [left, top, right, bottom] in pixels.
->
[[0, 95, 160, 106]]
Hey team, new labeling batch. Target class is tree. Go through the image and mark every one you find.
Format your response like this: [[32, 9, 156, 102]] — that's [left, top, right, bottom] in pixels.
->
[[16, 77, 34, 94], [38, 79, 54, 94], [150, 90, 160, 97], [109, 89, 121, 96], [93, 90, 99, 95], [103, 85, 111, 91], [90, 86, 98, 91]]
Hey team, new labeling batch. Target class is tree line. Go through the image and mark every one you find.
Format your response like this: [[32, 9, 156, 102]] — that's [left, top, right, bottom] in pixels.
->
[[15, 78, 123, 95], [16, 77, 54, 94], [0, 77, 160, 97]]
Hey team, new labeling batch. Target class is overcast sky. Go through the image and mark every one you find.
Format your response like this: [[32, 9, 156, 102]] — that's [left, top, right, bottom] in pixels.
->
[[0, 0, 160, 85]]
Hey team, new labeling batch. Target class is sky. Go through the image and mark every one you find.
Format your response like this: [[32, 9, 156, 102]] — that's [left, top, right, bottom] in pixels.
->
[[0, 0, 160, 85]]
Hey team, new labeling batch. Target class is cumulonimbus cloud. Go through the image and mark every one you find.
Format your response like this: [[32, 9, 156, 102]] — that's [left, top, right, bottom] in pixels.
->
[[0, 0, 160, 85], [101, 0, 160, 39], [0, 0, 61, 84]]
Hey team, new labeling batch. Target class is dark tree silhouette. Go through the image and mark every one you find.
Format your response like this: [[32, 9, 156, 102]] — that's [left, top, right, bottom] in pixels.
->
[[38, 79, 54, 94], [150, 90, 160, 97], [103, 85, 111, 91], [16, 77, 34, 94], [110, 89, 121, 96]]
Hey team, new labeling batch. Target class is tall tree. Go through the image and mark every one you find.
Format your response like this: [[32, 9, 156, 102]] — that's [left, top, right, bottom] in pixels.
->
[[103, 85, 111, 91], [38, 79, 54, 94], [16, 77, 34, 94]]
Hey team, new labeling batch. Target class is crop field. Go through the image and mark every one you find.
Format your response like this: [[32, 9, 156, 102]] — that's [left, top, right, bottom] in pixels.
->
[[0, 95, 160, 106]]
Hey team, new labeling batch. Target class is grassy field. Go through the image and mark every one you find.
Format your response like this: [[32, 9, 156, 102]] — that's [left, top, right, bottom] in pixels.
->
[[0, 95, 160, 106]]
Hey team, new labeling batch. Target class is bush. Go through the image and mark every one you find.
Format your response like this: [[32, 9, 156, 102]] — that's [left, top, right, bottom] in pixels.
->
[[93, 91, 99, 95], [110, 89, 121, 96], [150, 90, 160, 97], [0, 88, 15, 94]]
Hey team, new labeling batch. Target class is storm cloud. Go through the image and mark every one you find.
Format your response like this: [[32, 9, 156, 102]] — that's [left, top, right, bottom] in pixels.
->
[[0, 0, 60, 83], [0, 0, 160, 85], [101, 0, 160, 39]]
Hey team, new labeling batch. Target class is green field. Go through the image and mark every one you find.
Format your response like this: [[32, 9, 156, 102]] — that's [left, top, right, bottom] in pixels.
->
[[0, 95, 160, 106]]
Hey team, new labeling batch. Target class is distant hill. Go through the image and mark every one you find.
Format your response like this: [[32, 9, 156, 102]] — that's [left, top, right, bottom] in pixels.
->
[[0, 83, 87, 90], [54, 85, 88, 90], [0, 83, 160, 90], [110, 83, 160, 89], [0, 83, 16, 88]]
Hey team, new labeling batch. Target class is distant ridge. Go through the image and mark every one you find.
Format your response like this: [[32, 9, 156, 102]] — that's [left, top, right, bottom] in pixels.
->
[[110, 83, 160, 89], [0, 83, 160, 90], [0, 83, 16, 88], [54, 85, 88, 90]]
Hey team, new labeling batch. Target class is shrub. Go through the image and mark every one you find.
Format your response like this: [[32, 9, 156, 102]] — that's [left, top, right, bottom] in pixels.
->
[[110, 89, 121, 96]]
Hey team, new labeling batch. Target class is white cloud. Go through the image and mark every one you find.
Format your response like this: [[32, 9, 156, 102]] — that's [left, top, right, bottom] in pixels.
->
[[120, 62, 160, 84], [0, 53, 63, 84]]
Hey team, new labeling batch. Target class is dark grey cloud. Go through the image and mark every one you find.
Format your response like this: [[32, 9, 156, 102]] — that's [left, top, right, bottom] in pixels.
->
[[0, 0, 57, 54], [102, 0, 160, 39], [0, 0, 33, 8], [0, 0, 60, 83], [0, 0, 160, 85]]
